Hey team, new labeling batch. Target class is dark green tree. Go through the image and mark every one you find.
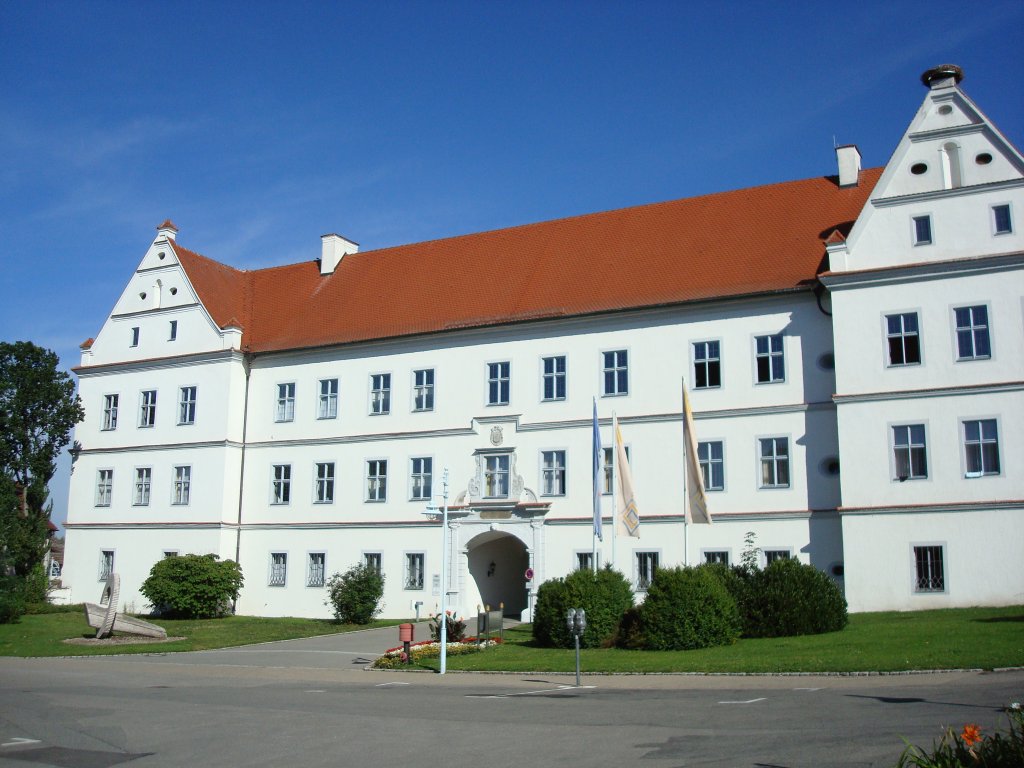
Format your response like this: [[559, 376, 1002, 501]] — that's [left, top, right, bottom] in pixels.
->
[[0, 342, 84, 577]]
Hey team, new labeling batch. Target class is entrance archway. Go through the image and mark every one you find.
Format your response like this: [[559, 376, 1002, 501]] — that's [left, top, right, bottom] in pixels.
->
[[466, 531, 529, 618]]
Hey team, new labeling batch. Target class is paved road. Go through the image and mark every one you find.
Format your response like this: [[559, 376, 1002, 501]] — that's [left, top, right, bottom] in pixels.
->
[[1, 627, 1020, 767]]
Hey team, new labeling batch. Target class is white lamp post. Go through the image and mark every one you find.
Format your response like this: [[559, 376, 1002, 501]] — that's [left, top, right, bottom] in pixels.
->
[[422, 467, 450, 674]]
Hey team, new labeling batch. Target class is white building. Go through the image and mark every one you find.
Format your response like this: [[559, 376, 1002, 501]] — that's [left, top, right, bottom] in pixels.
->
[[62, 66, 1023, 618]]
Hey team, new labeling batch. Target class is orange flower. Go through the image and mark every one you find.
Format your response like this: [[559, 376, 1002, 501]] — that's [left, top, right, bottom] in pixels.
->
[[961, 724, 982, 746]]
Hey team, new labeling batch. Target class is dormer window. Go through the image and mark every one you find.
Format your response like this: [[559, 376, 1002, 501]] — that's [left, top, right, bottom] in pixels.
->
[[912, 215, 932, 246], [131, 327, 140, 347], [993, 204, 1012, 235]]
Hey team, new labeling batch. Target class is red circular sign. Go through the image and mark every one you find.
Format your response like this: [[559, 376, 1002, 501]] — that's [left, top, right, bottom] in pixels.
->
[[525, 568, 534, 580]]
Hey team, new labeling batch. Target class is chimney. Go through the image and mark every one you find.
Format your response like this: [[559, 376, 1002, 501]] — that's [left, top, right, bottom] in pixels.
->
[[320, 233, 360, 275], [156, 219, 179, 241], [920, 64, 963, 90], [836, 145, 861, 187]]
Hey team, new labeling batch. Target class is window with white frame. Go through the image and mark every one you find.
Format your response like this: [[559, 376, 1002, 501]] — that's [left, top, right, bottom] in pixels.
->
[[272, 464, 291, 504], [954, 305, 991, 360], [366, 459, 387, 501], [912, 215, 932, 245], [405, 553, 425, 590], [169, 320, 178, 341], [693, 341, 721, 389], [487, 362, 510, 405], [635, 551, 659, 591], [759, 437, 790, 488], [963, 419, 1000, 476], [269, 552, 287, 586], [697, 441, 724, 491], [133, 467, 152, 506], [102, 394, 119, 431], [576, 552, 595, 571], [139, 390, 157, 427], [130, 327, 140, 347], [318, 378, 338, 419], [413, 368, 434, 411], [484, 454, 510, 498], [886, 313, 921, 366], [364, 552, 382, 574], [315, 462, 335, 503], [993, 204, 1013, 234], [178, 386, 197, 425], [307, 552, 326, 587], [602, 350, 628, 396], [410, 457, 432, 500], [764, 549, 791, 565], [601, 445, 630, 495], [96, 469, 113, 507], [541, 450, 566, 496], [542, 356, 566, 401], [172, 465, 191, 505], [913, 545, 944, 592], [370, 373, 391, 414], [276, 383, 296, 422], [893, 424, 928, 480], [754, 335, 785, 383], [98, 550, 114, 581], [703, 550, 729, 565]]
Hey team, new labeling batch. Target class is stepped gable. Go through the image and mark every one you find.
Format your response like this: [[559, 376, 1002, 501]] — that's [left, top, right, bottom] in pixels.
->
[[175, 168, 881, 353]]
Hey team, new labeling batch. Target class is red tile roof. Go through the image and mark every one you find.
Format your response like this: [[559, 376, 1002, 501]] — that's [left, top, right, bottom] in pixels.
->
[[173, 169, 881, 354]]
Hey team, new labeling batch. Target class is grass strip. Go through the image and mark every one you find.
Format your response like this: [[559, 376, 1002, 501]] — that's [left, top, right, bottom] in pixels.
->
[[0, 610, 403, 657], [414, 606, 1024, 674]]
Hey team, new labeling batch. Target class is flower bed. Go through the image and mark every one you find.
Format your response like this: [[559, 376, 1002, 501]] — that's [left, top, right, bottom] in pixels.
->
[[373, 637, 502, 669]]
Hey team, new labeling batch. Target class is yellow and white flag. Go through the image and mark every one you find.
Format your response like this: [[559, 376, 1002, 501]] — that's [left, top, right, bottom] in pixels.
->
[[614, 417, 640, 537], [682, 380, 712, 525]]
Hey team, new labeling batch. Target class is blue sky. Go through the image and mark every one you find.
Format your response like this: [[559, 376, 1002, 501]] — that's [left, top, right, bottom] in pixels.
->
[[2, 1, 1021, 527]]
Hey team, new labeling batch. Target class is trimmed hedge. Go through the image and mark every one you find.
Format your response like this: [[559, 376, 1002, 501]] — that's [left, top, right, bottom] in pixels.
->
[[140, 553, 244, 619], [637, 566, 741, 650], [532, 566, 633, 648], [743, 557, 848, 637]]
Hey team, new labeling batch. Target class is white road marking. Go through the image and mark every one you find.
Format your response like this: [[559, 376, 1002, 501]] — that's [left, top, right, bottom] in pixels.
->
[[2, 738, 41, 748], [467, 685, 596, 699], [305, 690, 327, 693], [376, 682, 411, 687], [718, 698, 766, 705], [794, 687, 823, 692]]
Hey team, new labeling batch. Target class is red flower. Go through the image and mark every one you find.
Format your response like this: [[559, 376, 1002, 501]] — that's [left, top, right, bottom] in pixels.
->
[[961, 724, 982, 746]]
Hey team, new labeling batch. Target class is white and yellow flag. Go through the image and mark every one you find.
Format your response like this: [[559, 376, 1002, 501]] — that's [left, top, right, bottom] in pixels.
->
[[614, 417, 640, 537], [682, 380, 712, 525]]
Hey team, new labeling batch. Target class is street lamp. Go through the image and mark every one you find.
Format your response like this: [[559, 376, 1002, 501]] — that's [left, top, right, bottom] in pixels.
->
[[422, 467, 450, 674]]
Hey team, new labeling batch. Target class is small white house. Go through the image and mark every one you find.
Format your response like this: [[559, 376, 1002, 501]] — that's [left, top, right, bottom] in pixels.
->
[[62, 66, 1023, 618]]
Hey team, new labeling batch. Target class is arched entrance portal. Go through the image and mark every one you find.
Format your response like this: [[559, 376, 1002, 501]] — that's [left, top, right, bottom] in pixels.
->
[[466, 531, 529, 618]]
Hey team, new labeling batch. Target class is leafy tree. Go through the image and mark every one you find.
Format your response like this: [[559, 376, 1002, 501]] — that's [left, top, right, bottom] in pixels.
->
[[0, 342, 83, 577], [325, 563, 385, 624], [140, 553, 244, 619]]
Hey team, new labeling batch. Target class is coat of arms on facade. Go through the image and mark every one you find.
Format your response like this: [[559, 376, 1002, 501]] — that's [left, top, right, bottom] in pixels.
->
[[490, 426, 503, 446]]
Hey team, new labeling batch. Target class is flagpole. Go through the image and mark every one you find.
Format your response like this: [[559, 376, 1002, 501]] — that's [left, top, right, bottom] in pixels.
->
[[611, 411, 618, 569], [682, 380, 689, 567], [591, 397, 601, 573]]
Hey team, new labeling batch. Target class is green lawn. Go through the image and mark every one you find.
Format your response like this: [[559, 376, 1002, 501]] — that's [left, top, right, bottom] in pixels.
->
[[0, 609, 403, 657], [414, 606, 1024, 674]]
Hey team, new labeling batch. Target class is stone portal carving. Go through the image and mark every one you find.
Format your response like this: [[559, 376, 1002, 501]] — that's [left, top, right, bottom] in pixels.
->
[[84, 574, 167, 639]]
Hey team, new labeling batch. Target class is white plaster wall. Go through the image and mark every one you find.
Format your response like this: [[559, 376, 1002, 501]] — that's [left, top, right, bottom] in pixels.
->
[[842, 509, 1024, 612], [830, 267, 1024, 397], [60, 527, 231, 610]]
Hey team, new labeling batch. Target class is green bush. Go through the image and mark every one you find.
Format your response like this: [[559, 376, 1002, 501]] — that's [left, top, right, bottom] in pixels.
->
[[140, 553, 244, 619], [24, 601, 84, 615], [703, 562, 756, 633], [613, 605, 645, 649], [744, 557, 848, 638], [532, 566, 633, 648], [638, 566, 741, 650], [325, 563, 384, 624], [429, 611, 467, 642], [0, 576, 26, 624]]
